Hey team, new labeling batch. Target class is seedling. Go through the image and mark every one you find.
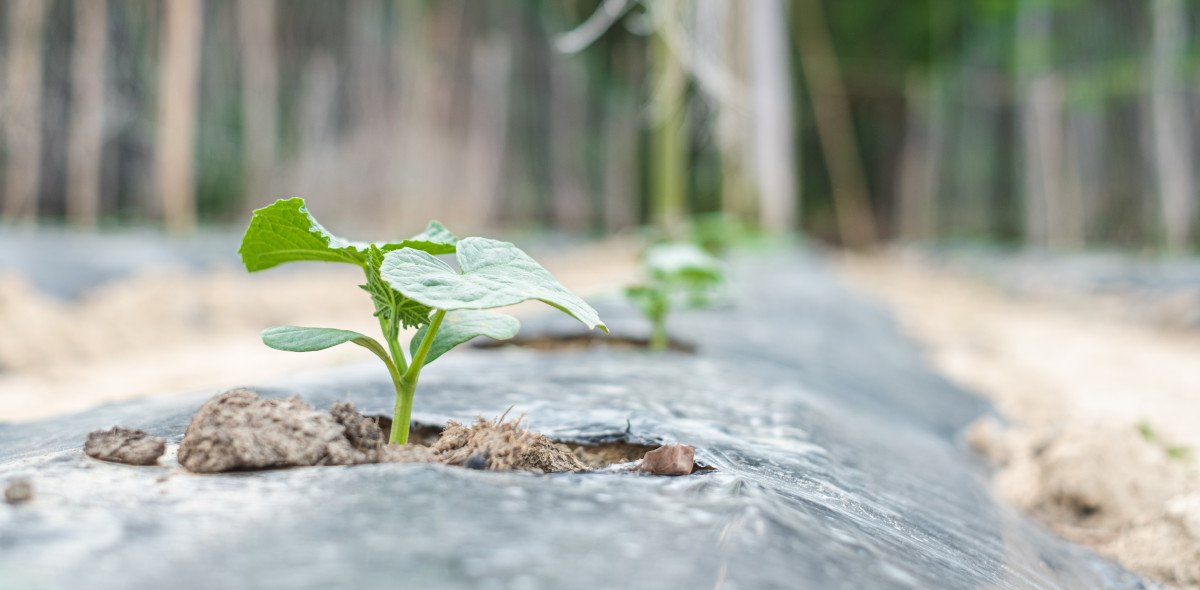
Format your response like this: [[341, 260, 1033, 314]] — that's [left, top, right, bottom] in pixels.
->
[[624, 242, 722, 351], [239, 198, 606, 444]]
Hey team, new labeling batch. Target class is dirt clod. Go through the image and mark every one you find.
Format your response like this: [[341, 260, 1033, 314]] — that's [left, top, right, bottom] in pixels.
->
[[4, 479, 33, 504], [330, 402, 384, 452], [177, 389, 368, 473], [637, 444, 695, 475], [84, 427, 166, 466]]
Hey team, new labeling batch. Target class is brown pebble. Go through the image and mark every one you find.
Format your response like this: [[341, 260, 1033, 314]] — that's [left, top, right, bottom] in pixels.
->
[[4, 479, 33, 504], [84, 427, 166, 466], [637, 444, 695, 475]]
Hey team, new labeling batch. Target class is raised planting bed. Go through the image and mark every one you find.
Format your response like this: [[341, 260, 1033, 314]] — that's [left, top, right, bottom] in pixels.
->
[[0, 250, 1148, 589]]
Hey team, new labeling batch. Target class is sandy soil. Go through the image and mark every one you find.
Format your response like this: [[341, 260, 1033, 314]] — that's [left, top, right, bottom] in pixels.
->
[[840, 251, 1200, 589], [0, 239, 639, 423]]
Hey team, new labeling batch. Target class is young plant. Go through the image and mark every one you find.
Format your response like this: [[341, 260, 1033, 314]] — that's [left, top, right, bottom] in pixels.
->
[[624, 242, 723, 351], [239, 198, 606, 444]]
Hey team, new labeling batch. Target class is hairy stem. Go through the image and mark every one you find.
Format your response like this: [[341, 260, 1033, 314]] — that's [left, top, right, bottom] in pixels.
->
[[388, 309, 446, 445]]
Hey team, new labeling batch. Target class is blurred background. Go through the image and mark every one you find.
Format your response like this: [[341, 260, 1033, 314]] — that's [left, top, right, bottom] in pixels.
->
[[0, 0, 1197, 425], [0, 0, 1197, 250]]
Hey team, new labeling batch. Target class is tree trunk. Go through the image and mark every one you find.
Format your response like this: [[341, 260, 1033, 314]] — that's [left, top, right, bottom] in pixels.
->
[[154, 0, 203, 232], [1015, 0, 1081, 250], [895, 70, 944, 241], [461, 34, 512, 232], [2, 0, 48, 222], [650, 4, 687, 233], [1150, 0, 1196, 251], [67, 0, 108, 227], [237, 0, 277, 208], [549, 46, 593, 230], [793, 0, 876, 247], [747, 0, 798, 234]]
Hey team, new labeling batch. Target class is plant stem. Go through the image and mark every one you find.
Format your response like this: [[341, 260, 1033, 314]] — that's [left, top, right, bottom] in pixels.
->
[[649, 313, 668, 351], [375, 309, 407, 372], [390, 376, 416, 445], [388, 309, 446, 445]]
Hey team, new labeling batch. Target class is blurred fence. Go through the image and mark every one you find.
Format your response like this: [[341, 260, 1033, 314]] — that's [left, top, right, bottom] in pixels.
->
[[0, 0, 1197, 252]]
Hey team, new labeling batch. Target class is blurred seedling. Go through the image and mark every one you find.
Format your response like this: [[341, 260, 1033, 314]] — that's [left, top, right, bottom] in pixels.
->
[[624, 242, 723, 351], [239, 198, 606, 444], [1136, 420, 1192, 461]]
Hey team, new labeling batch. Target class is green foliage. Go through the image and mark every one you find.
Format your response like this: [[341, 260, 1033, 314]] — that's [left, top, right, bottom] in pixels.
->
[[624, 242, 723, 351], [238, 197, 456, 272], [410, 310, 520, 367], [380, 237, 607, 332], [1136, 420, 1193, 461], [240, 198, 604, 444]]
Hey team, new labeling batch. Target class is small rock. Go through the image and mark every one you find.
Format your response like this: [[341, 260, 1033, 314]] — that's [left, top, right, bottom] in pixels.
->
[[637, 444, 695, 476], [464, 452, 489, 470], [177, 389, 368, 473], [84, 427, 166, 466], [4, 479, 33, 504]]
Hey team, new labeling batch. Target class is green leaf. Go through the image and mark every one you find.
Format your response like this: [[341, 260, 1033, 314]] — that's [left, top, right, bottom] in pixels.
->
[[239, 198, 366, 271], [380, 237, 607, 332], [407, 220, 458, 247], [262, 325, 376, 352], [239, 199, 458, 272], [410, 310, 520, 366], [644, 242, 722, 283]]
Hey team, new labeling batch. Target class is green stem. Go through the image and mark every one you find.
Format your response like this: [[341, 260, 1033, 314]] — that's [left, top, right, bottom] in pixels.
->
[[388, 310, 446, 445], [649, 313, 668, 352], [390, 377, 415, 445], [379, 313, 408, 374]]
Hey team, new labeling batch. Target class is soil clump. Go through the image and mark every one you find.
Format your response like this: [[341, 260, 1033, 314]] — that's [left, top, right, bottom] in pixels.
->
[[84, 427, 166, 466]]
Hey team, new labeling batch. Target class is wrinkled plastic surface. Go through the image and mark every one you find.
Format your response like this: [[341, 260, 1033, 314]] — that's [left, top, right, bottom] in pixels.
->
[[0, 252, 1150, 589]]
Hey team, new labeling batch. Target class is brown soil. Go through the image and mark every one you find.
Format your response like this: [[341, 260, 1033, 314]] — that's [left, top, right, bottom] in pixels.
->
[[174, 389, 705, 476], [473, 333, 696, 354], [840, 252, 1200, 589], [178, 389, 373, 473], [84, 427, 166, 466]]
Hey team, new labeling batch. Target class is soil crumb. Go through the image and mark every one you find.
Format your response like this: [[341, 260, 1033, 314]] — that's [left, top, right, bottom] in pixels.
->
[[84, 426, 166, 466], [177, 389, 368, 473], [4, 479, 33, 504], [637, 443, 695, 475]]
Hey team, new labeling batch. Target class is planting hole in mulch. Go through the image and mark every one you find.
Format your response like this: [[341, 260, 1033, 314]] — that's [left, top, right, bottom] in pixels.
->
[[374, 415, 713, 474], [472, 332, 696, 354], [105, 389, 710, 476]]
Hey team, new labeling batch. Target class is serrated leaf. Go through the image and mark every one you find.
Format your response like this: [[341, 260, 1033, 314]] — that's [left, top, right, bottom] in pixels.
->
[[410, 310, 520, 366], [407, 220, 457, 247], [380, 237, 607, 332], [239, 198, 365, 271], [239, 198, 458, 272]]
